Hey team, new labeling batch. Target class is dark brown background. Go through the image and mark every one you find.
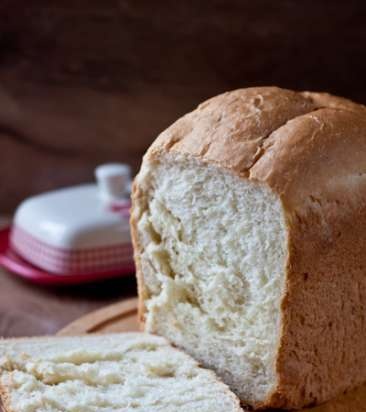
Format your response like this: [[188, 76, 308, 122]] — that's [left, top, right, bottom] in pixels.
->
[[1, 1, 366, 338], [1, 0, 366, 211]]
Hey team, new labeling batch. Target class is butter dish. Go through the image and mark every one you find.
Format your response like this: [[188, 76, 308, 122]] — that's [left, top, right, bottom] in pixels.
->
[[0, 164, 135, 284]]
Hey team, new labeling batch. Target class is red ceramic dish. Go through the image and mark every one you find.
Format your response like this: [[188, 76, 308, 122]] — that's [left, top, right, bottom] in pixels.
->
[[0, 226, 135, 286]]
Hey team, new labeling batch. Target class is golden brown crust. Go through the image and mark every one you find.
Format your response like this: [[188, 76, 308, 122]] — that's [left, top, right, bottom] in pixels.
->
[[302, 382, 366, 412], [302, 90, 366, 113], [0, 381, 14, 412], [131, 86, 366, 409], [130, 179, 149, 328], [254, 108, 366, 408], [148, 87, 317, 175]]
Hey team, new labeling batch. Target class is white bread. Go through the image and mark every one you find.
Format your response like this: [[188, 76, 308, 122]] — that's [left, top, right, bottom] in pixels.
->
[[130, 86, 366, 409], [0, 333, 242, 412]]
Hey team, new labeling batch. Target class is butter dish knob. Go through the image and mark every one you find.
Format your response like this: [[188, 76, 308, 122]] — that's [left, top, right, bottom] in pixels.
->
[[95, 163, 131, 202]]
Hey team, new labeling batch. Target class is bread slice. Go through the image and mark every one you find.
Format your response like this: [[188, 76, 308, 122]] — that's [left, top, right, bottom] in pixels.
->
[[0, 333, 242, 412], [131, 86, 366, 409]]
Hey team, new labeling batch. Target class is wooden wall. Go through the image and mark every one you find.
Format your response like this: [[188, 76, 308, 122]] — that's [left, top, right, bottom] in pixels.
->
[[1, 1, 365, 211]]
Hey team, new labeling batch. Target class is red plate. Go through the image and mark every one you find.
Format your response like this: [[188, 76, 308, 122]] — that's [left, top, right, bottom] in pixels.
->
[[0, 227, 135, 286]]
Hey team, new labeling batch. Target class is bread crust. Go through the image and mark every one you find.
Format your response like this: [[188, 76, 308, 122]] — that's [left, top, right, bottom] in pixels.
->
[[131, 86, 366, 409], [0, 385, 13, 412]]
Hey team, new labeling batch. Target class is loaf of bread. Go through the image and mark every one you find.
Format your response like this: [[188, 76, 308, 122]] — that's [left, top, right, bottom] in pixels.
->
[[0, 333, 242, 412], [131, 87, 366, 409]]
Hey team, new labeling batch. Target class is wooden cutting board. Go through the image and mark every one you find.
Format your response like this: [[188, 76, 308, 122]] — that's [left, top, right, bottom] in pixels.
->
[[58, 297, 139, 336]]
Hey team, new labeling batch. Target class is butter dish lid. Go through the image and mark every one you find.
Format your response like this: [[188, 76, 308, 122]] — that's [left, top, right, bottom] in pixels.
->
[[13, 183, 130, 249], [10, 164, 134, 276]]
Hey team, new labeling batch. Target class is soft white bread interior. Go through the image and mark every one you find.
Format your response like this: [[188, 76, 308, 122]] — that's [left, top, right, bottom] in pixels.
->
[[135, 156, 287, 405], [131, 87, 366, 409], [0, 333, 242, 412]]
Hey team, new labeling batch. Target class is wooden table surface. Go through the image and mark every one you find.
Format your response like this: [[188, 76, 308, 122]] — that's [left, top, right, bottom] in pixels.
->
[[0, 268, 137, 338]]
